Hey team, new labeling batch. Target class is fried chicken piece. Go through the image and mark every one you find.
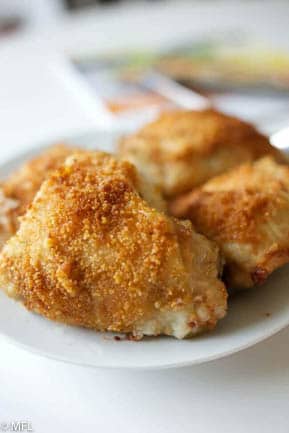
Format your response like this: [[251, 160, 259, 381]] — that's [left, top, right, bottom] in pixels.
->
[[0, 152, 227, 339], [119, 109, 282, 198], [171, 156, 289, 290], [0, 144, 77, 247]]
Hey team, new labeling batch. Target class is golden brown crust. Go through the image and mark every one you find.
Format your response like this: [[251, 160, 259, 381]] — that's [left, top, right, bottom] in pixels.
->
[[3, 143, 77, 213], [119, 109, 282, 197], [170, 156, 289, 289], [0, 144, 78, 247], [0, 151, 226, 338]]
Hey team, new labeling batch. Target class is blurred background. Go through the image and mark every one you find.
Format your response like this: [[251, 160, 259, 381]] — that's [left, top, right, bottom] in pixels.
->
[[0, 0, 289, 158]]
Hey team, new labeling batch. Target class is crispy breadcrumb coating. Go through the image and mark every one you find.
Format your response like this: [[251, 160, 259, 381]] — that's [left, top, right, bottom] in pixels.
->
[[171, 156, 289, 290], [119, 109, 282, 197], [0, 152, 227, 339], [0, 144, 78, 248]]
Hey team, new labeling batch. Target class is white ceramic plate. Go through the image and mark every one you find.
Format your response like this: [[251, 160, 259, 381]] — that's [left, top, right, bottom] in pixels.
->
[[0, 130, 289, 370]]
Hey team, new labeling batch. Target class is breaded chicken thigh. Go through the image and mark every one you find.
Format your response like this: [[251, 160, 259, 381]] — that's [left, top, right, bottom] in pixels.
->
[[119, 109, 282, 197], [0, 152, 226, 339], [171, 157, 289, 290], [0, 144, 77, 247]]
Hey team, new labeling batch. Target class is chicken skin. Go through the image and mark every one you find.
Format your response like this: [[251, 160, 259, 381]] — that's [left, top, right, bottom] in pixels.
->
[[118, 109, 282, 198], [0, 144, 77, 247], [171, 157, 289, 290], [0, 152, 227, 339]]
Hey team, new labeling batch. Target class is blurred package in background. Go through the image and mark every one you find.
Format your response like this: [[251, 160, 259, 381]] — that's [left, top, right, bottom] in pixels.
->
[[0, 0, 288, 136], [73, 31, 289, 132]]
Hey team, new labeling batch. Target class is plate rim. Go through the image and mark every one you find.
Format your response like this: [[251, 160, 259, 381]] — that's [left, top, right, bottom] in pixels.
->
[[1, 306, 289, 370]]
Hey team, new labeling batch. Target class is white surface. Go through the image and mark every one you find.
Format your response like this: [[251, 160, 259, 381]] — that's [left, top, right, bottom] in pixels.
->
[[0, 1, 289, 432], [1, 135, 289, 371], [0, 325, 288, 433]]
